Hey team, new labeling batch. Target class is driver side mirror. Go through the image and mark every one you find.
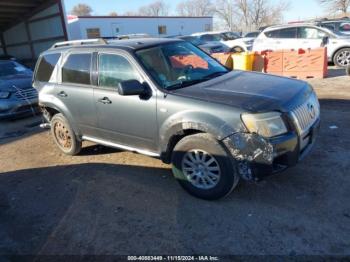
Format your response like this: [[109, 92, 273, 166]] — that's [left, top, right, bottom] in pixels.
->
[[118, 80, 146, 96], [321, 36, 329, 47]]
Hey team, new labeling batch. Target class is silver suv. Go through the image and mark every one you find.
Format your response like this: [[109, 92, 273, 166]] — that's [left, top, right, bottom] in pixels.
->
[[33, 38, 320, 200]]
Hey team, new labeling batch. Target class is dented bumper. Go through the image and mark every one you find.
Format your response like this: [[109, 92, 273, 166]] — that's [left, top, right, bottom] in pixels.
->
[[223, 119, 320, 181]]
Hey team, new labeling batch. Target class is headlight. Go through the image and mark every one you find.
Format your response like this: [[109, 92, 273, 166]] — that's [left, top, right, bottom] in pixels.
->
[[241, 112, 288, 138], [244, 40, 254, 45], [0, 91, 10, 99]]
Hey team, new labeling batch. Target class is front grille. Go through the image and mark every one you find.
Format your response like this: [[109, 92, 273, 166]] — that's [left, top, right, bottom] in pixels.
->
[[291, 93, 320, 134], [14, 88, 38, 101]]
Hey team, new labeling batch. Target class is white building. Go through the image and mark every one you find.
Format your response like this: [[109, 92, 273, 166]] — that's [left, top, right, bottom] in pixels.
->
[[67, 16, 213, 40]]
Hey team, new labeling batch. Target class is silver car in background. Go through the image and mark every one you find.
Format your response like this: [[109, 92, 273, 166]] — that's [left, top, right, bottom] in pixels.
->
[[0, 59, 38, 119]]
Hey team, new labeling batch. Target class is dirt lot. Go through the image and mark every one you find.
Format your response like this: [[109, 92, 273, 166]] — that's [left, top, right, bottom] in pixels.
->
[[0, 68, 349, 257]]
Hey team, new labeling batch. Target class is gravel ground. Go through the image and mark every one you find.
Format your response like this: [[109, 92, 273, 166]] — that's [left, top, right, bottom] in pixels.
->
[[0, 69, 349, 257]]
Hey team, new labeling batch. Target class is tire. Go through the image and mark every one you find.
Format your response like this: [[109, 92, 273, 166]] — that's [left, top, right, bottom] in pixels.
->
[[333, 48, 350, 67], [171, 133, 240, 200], [51, 113, 81, 155]]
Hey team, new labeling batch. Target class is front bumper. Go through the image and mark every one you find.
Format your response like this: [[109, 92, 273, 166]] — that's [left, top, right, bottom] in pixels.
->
[[223, 118, 320, 181], [0, 98, 39, 119]]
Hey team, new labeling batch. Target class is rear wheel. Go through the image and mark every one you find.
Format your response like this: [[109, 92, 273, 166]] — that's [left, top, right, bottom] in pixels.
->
[[51, 113, 81, 155], [171, 133, 239, 200], [333, 48, 350, 67]]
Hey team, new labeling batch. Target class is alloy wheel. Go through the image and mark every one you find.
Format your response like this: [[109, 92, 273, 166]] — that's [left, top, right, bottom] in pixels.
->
[[181, 149, 221, 190], [336, 50, 350, 66]]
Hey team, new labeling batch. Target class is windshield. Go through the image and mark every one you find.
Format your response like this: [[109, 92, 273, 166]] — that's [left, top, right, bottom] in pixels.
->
[[135, 42, 229, 90], [245, 32, 259, 38], [222, 32, 240, 40], [0, 61, 32, 78]]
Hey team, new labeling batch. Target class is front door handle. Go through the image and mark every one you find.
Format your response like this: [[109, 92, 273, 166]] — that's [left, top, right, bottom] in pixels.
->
[[98, 97, 112, 104], [57, 91, 68, 97]]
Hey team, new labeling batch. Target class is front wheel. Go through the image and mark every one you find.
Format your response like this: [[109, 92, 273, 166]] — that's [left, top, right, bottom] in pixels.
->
[[171, 133, 240, 200], [333, 48, 350, 67]]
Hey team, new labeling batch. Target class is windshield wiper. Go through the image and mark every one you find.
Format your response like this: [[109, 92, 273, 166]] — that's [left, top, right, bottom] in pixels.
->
[[166, 79, 205, 90], [166, 71, 229, 90], [203, 71, 229, 80]]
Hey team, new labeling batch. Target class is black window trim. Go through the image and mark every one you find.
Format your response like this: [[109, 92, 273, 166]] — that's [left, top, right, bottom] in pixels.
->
[[59, 51, 93, 88]]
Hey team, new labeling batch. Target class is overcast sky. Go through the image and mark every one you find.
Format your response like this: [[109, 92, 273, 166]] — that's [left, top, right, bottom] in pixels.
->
[[63, 0, 325, 22]]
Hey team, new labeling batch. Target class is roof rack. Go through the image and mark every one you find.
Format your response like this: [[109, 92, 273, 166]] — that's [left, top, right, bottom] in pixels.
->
[[51, 38, 107, 49]]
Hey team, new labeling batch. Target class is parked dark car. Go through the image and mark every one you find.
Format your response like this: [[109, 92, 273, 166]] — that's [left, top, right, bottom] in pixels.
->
[[316, 18, 350, 36], [33, 38, 320, 200], [0, 59, 38, 119], [178, 35, 230, 54], [244, 31, 260, 38]]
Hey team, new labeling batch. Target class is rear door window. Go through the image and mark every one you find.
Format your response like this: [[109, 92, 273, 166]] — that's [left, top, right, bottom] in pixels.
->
[[35, 53, 61, 82], [279, 27, 297, 38], [62, 53, 92, 85], [265, 30, 280, 38]]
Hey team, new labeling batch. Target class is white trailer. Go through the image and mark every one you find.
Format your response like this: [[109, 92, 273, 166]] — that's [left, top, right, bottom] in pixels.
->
[[67, 16, 213, 40]]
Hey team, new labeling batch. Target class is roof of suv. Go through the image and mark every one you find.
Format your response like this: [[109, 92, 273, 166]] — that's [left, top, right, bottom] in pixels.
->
[[48, 38, 183, 53], [263, 23, 317, 31]]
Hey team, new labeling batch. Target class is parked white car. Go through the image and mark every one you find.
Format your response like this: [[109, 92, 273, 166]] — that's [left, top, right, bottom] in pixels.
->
[[253, 24, 350, 67], [192, 31, 252, 52]]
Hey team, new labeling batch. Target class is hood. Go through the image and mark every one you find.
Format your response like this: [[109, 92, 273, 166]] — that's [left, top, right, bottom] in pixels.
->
[[170, 71, 312, 112], [0, 74, 33, 92]]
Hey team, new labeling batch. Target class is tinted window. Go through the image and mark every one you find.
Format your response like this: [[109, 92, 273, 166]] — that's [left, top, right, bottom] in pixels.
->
[[321, 23, 335, 31], [265, 30, 280, 38], [62, 53, 91, 85], [200, 34, 222, 42], [279, 28, 297, 38], [298, 27, 327, 39], [222, 32, 240, 40], [245, 32, 259, 38], [98, 54, 141, 88], [36, 53, 60, 82]]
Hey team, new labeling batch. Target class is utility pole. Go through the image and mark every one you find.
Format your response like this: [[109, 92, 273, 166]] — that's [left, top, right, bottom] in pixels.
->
[[229, 0, 234, 31]]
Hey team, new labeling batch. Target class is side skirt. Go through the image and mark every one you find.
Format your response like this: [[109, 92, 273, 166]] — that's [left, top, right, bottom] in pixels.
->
[[82, 135, 160, 157]]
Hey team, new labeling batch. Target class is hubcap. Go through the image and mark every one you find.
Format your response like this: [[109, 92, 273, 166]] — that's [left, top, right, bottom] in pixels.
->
[[54, 121, 72, 149], [336, 50, 350, 66], [181, 150, 221, 190]]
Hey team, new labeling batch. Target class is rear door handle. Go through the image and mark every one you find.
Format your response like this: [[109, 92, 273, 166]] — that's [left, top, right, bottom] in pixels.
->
[[98, 97, 112, 104], [57, 91, 67, 97]]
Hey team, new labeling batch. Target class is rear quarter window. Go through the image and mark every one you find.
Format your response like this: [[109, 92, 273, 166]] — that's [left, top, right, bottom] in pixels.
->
[[35, 53, 61, 82]]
